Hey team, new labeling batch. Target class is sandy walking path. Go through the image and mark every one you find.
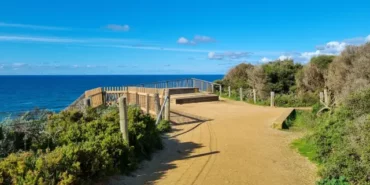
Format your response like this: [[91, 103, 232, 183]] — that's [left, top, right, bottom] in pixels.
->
[[110, 99, 317, 185]]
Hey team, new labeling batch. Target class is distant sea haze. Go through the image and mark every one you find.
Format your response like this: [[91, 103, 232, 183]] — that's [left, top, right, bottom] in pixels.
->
[[0, 75, 223, 120]]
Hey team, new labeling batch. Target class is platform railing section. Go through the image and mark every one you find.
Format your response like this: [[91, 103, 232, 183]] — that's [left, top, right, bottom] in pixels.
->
[[67, 78, 220, 113], [136, 78, 220, 93]]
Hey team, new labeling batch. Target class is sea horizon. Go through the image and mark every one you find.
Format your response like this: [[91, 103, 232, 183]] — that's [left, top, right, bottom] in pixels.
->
[[0, 74, 224, 120]]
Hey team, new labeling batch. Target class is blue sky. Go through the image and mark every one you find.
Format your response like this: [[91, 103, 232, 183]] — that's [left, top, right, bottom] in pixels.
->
[[0, 0, 370, 75]]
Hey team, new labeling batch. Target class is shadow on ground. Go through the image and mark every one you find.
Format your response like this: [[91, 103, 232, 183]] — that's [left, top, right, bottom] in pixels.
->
[[104, 111, 218, 185]]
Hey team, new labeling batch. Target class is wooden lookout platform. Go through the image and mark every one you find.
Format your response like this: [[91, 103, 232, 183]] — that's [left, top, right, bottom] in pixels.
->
[[66, 78, 221, 115]]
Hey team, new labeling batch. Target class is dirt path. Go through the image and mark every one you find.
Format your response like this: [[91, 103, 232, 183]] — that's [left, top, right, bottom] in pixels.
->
[[109, 99, 317, 185]]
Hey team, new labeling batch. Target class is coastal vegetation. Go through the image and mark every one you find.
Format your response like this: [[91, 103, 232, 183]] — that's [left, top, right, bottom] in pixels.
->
[[217, 42, 370, 184], [0, 105, 170, 184]]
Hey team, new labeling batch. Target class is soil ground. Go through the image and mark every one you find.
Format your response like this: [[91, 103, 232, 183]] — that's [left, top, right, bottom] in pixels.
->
[[109, 99, 317, 185]]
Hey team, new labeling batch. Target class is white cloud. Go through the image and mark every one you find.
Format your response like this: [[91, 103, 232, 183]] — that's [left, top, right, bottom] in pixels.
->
[[278, 55, 292, 61], [323, 41, 347, 53], [0, 22, 69, 30], [177, 37, 189, 44], [177, 35, 215, 45], [12, 63, 27, 67], [208, 51, 250, 60], [106, 24, 130, 32], [194, 35, 215, 43], [0, 36, 82, 43], [208, 52, 223, 60], [260, 57, 271, 63], [366, 35, 370, 42]]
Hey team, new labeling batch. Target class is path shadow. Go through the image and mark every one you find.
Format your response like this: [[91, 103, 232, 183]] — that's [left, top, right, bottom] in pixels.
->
[[104, 111, 218, 185], [170, 111, 212, 125], [169, 111, 213, 138], [106, 137, 219, 185]]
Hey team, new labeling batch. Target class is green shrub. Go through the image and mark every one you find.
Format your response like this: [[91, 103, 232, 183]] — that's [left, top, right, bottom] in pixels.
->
[[274, 93, 318, 107], [293, 88, 370, 184], [0, 105, 163, 184], [317, 176, 350, 185], [157, 120, 171, 133]]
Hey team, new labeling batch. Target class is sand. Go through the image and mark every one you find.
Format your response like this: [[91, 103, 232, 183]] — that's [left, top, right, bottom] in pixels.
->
[[109, 99, 317, 185]]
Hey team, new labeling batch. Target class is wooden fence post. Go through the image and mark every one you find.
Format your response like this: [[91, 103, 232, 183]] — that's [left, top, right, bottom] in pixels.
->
[[220, 85, 222, 96], [135, 92, 139, 105], [270, 91, 275, 107], [240, 88, 243, 101], [154, 93, 161, 122], [253, 89, 257, 104], [146, 93, 150, 114], [164, 89, 170, 121], [118, 96, 129, 143], [324, 89, 329, 106], [228, 86, 231, 97], [211, 84, 214, 93], [320, 92, 324, 104]]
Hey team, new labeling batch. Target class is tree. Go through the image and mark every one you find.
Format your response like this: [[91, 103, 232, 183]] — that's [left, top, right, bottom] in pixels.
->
[[223, 63, 254, 89], [297, 55, 335, 93], [262, 59, 302, 94]]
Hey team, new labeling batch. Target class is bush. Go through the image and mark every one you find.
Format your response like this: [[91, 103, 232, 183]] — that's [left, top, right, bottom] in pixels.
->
[[0, 105, 163, 184], [293, 88, 370, 184], [317, 176, 350, 185], [157, 120, 171, 133], [274, 92, 318, 107]]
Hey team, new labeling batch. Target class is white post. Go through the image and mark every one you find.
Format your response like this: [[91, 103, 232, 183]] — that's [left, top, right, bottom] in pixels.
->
[[324, 89, 329, 106], [219, 85, 222, 97], [240, 88, 243, 101], [253, 89, 257, 104], [164, 89, 170, 121], [270, 91, 275, 107], [118, 96, 129, 143]]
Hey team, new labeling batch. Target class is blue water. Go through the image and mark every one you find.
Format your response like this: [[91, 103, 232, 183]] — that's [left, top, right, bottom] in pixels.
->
[[0, 75, 223, 119]]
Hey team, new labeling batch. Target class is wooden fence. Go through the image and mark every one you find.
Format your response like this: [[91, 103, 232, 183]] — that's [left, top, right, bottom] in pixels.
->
[[84, 87, 167, 115]]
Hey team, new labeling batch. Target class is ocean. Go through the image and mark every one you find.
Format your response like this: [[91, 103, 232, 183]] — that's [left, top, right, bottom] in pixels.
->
[[0, 75, 223, 120]]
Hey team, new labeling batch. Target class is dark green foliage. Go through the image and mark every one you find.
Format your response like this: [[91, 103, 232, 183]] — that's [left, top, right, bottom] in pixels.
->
[[262, 59, 302, 94], [0, 106, 163, 184], [317, 176, 350, 185], [310, 55, 335, 70], [157, 120, 171, 133]]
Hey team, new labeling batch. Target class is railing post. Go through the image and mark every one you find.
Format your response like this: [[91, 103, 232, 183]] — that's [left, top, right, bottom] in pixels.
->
[[164, 89, 170, 121], [154, 93, 161, 122], [146, 93, 150, 114], [240, 88, 243, 101], [253, 89, 257, 104], [270, 91, 275, 107], [118, 96, 129, 144], [324, 89, 329, 106], [166, 81, 169, 88], [228, 86, 231, 97], [211, 84, 214, 93], [219, 85, 222, 97]]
